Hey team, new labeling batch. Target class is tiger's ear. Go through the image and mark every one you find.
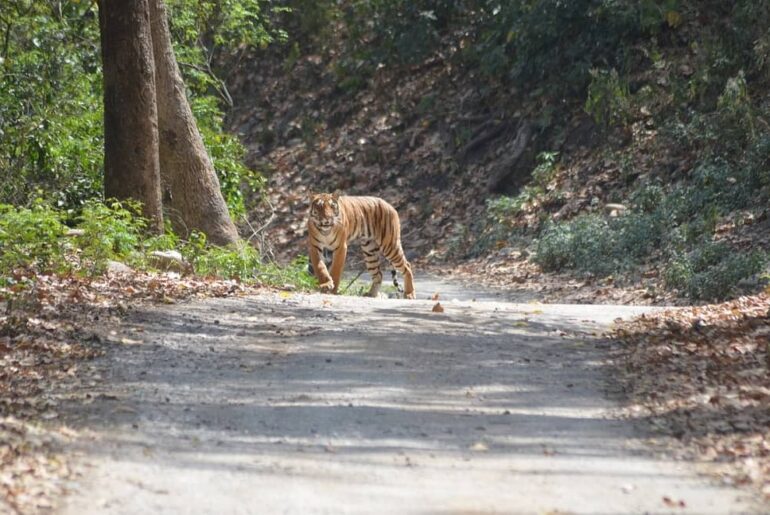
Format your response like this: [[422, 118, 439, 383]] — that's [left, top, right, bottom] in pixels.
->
[[332, 190, 342, 201]]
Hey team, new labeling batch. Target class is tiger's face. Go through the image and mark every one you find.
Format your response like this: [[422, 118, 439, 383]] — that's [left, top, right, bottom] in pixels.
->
[[309, 193, 341, 233]]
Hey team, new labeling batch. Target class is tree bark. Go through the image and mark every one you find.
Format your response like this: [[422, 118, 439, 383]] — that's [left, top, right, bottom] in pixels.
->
[[486, 120, 532, 193], [98, 0, 164, 233], [148, 0, 239, 246]]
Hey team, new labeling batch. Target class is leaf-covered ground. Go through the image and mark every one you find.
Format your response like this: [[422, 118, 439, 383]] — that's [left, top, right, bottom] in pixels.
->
[[611, 293, 770, 502], [0, 271, 264, 513]]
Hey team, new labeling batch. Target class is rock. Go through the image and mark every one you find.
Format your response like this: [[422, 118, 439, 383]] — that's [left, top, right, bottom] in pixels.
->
[[106, 260, 133, 275], [605, 203, 628, 217], [149, 250, 192, 274], [499, 247, 529, 261]]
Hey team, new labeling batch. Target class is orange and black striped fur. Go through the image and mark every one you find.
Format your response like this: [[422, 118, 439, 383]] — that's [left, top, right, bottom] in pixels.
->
[[307, 192, 415, 299]]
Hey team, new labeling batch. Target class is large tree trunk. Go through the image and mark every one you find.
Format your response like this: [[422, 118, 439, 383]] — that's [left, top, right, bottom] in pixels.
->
[[98, 0, 164, 233], [148, 0, 239, 246]]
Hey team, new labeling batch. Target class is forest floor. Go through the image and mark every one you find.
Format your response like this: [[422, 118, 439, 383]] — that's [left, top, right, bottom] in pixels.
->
[[15, 275, 759, 514]]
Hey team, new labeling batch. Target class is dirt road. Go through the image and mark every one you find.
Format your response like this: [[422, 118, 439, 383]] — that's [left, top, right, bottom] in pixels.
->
[[58, 277, 758, 514]]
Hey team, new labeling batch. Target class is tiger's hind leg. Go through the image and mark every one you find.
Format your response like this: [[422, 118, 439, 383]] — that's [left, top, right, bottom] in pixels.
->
[[361, 239, 382, 297], [383, 242, 415, 299]]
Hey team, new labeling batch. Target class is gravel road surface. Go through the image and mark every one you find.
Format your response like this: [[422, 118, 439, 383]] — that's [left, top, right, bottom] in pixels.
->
[[58, 276, 758, 514]]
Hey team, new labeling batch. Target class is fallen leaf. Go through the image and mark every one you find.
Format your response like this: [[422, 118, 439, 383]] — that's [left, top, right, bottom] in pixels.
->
[[432, 302, 444, 313]]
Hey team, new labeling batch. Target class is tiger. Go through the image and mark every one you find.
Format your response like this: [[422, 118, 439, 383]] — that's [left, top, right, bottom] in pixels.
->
[[307, 192, 415, 299]]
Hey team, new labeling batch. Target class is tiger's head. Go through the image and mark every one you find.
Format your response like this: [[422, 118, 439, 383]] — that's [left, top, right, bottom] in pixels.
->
[[309, 192, 341, 233]]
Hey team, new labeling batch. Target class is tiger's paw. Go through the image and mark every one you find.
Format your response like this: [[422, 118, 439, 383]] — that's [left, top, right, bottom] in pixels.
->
[[404, 291, 416, 300], [319, 280, 335, 293]]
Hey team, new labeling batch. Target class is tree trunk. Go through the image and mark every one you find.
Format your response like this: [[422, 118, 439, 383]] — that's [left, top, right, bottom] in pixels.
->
[[98, 0, 164, 233], [148, 0, 239, 246]]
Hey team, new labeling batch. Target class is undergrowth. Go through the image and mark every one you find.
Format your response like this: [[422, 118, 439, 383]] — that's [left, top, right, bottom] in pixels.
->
[[0, 200, 316, 296]]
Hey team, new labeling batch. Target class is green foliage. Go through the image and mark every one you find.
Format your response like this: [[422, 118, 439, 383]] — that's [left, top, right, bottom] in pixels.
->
[[75, 200, 147, 275], [0, 198, 314, 291], [533, 167, 767, 301], [0, 0, 269, 216], [585, 68, 631, 129], [0, 1, 103, 207], [466, 0, 641, 94], [535, 214, 616, 277], [0, 202, 68, 281], [343, 1, 462, 67], [180, 231, 257, 279], [535, 210, 667, 278], [167, 0, 283, 50], [191, 97, 266, 216], [664, 242, 765, 301], [257, 256, 318, 290], [179, 230, 316, 288]]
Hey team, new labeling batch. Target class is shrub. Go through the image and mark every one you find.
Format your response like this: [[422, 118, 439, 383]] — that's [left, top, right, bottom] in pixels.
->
[[182, 231, 262, 279], [76, 200, 148, 275], [664, 241, 765, 301], [535, 210, 665, 278], [585, 68, 631, 130], [535, 214, 617, 276], [0, 202, 68, 282]]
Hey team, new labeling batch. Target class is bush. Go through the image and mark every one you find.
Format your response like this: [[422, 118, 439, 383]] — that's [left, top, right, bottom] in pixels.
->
[[0, 3, 103, 207], [342, 1, 464, 68], [76, 200, 148, 275], [0, 202, 68, 282], [664, 241, 765, 301], [182, 231, 261, 279], [585, 68, 631, 130], [535, 210, 666, 278], [535, 214, 617, 276], [0, 199, 316, 293]]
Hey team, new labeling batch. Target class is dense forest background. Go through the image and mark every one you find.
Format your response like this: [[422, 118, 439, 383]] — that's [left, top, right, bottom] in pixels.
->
[[3, 0, 770, 302]]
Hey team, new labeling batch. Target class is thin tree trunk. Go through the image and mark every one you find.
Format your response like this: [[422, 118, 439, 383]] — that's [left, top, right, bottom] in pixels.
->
[[148, 0, 239, 246], [98, 0, 163, 233]]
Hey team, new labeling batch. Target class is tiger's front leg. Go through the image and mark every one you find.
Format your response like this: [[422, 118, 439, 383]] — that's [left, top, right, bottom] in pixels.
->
[[329, 242, 348, 294], [309, 243, 334, 292]]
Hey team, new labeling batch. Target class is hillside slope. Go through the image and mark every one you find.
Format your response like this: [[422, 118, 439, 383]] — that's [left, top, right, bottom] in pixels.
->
[[226, 1, 770, 305]]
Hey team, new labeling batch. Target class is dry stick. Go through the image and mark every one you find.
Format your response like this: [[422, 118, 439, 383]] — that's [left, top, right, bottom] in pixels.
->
[[340, 270, 366, 295], [242, 200, 276, 260]]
